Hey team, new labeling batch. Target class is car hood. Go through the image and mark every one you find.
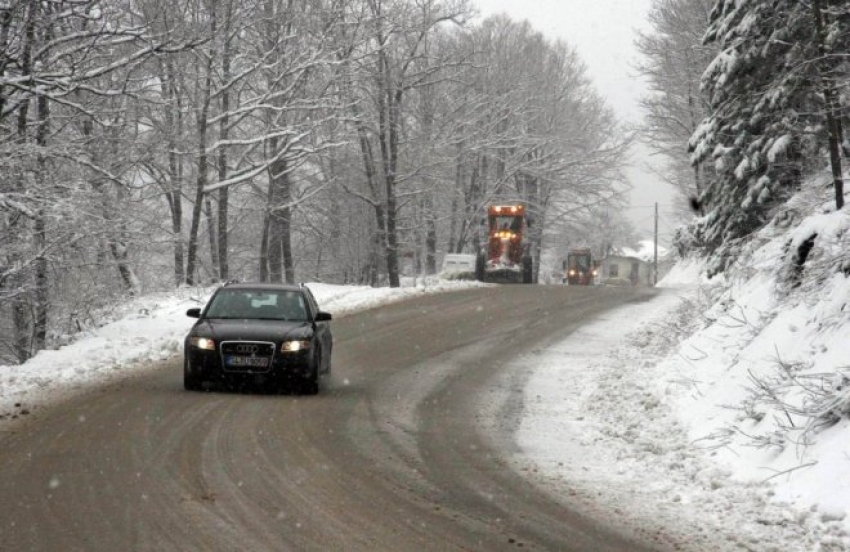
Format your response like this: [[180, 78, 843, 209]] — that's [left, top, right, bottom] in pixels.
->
[[191, 319, 313, 342]]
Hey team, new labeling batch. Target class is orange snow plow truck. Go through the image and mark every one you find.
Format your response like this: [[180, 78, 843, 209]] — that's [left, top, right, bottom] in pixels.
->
[[475, 204, 533, 284]]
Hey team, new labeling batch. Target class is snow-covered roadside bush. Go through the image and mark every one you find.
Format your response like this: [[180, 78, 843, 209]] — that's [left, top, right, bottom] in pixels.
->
[[515, 281, 850, 550], [629, 281, 721, 352], [660, 175, 850, 519], [50, 286, 214, 350]]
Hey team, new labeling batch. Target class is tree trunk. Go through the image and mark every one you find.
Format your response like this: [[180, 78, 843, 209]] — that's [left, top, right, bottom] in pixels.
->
[[33, 70, 50, 351], [281, 167, 294, 284], [812, 0, 844, 210], [33, 211, 48, 351], [108, 176, 140, 295], [110, 241, 139, 293], [461, 155, 486, 254], [12, 292, 29, 363], [259, 0, 297, 284], [525, 174, 543, 284], [159, 57, 185, 285], [425, 214, 437, 275], [448, 153, 461, 254], [369, 230, 381, 286], [185, 10, 216, 285], [413, 201, 423, 276], [265, 156, 293, 283], [168, 147, 185, 285], [217, 187, 229, 280], [10, 0, 37, 361], [377, 81, 402, 288], [419, 72, 437, 276], [423, 194, 437, 275], [204, 197, 219, 280], [267, 214, 283, 283], [353, 113, 387, 286], [217, 0, 233, 281], [259, 213, 270, 282], [266, 162, 282, 283]]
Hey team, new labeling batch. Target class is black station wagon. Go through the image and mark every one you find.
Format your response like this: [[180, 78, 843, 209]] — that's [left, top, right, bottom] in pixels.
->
[[183, 282, 333, 394]]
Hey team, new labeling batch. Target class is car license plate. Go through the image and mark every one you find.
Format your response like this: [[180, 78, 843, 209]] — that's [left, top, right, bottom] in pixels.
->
[[225, 356, 270, 368]]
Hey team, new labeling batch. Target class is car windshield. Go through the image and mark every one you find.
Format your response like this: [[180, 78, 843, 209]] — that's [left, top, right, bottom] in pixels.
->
[[569, 255, 590, 270], [204, 289, 308, 321], [490, 215, 522, 232]]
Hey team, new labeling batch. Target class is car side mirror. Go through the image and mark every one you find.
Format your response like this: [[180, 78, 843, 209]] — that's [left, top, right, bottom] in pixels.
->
[[186, 308, 201, 318], [315, 311, 332, 322]]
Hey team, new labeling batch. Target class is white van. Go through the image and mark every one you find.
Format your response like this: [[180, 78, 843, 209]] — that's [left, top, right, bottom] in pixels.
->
[[440, 254, 477, 278]]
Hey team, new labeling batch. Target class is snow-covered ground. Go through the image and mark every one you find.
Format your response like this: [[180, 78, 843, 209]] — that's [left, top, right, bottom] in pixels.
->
[[0, 279, 483, 423], [512, 177, 850, 550], [2, 190, 849, 551], [511, 279, 849, 551]]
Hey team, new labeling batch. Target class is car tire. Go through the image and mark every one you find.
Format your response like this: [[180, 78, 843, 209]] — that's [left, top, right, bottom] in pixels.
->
[[322, 344, 332, 376], [183, 359, 203, 391], [301, 350, 320, 395]]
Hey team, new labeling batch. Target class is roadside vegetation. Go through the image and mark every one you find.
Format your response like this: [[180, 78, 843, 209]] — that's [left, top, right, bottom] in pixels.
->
[[634, 0, 850, 524], [0, 0, 634, 364]]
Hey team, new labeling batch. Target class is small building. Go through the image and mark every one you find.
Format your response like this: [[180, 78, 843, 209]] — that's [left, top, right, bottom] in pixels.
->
[[602, 255, 653, 286]]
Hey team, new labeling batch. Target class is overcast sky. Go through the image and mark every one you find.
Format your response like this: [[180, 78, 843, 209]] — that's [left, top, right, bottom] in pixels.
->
[[472, 0, 679, 243]]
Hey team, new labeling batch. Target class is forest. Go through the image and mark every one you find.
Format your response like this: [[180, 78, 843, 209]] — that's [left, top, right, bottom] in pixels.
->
[[638, 0, 849, 276], [2, 0, 849, 364], [0, 0, 634, 363]]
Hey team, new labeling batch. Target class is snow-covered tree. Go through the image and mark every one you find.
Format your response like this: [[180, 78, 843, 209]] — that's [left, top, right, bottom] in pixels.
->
[[0, 0, 638, 362], [345, 0, 471, 288], [686, 0, 848, 273], [635, 0, 717, 215], [0, 0, 198, 362], [441, 16, 630, 281]]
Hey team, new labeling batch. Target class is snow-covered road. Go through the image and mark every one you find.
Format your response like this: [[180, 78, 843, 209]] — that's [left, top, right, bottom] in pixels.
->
[[1, 276, 848, 551]]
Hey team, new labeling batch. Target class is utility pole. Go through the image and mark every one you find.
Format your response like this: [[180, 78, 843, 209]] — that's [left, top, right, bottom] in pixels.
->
[[653, 202, 658, 286]]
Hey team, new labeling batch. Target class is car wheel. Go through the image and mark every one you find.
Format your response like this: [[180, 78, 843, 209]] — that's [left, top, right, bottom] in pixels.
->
[[323, 343, 332, 376], [301, 351, 320, 395], [183, 358, 203, 391]]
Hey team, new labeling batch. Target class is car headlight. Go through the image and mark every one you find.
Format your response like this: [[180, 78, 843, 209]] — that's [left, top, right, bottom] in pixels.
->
[[190, 337, 216, 351], [281, 340, 311, 352]]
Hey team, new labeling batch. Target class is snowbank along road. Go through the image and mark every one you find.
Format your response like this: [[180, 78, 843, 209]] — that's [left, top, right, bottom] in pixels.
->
[[0, 285, 665, 551]]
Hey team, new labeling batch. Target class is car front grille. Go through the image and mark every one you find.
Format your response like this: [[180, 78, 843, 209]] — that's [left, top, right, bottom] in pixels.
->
[[220, 341, 275, 372]]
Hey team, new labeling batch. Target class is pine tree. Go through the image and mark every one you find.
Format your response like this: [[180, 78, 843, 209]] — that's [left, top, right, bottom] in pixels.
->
[[688, 0, 847, 272]]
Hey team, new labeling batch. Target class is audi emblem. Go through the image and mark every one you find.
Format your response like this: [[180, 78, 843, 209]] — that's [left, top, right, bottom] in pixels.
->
[[236, 344, 260, 354]]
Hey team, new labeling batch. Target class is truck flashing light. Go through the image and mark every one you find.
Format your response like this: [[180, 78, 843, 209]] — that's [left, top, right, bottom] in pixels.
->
[[489, 205, 524, 214]]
